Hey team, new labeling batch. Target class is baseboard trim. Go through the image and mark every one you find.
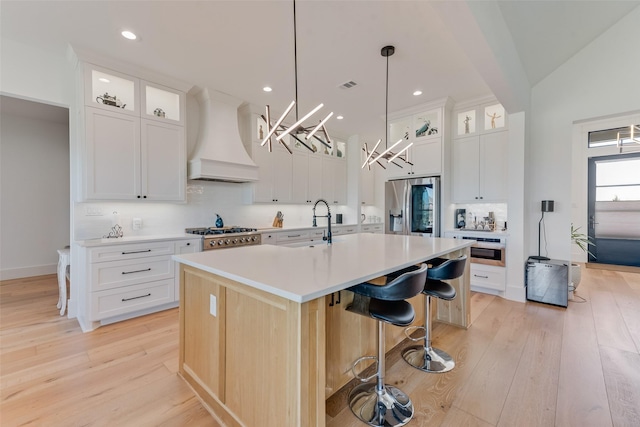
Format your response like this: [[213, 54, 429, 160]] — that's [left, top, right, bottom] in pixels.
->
[[586, 262, 640, 273], [0, 264, 57, 281]]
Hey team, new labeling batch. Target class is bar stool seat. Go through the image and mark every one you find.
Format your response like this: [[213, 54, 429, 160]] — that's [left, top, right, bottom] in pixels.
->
[[56, 247, 70, 316], [346, 263, 427, 427], [402, 255, 467, 373]]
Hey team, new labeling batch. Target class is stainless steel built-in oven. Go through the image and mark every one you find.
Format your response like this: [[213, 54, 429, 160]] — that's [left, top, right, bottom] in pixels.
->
[[447, 232, 507, 267], [462, 236, 506, 267]]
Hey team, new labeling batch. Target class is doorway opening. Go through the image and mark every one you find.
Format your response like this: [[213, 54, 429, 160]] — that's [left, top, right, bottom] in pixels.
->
[[587, 152, 640, 268]]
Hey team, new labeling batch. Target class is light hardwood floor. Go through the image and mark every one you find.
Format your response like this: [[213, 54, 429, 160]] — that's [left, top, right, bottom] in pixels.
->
[[1, 267, 639, 426]]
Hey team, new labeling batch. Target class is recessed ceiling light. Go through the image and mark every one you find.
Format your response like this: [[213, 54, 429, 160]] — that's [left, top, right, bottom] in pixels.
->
[[336, 115, 344, 120], [98, 78, 110, 83], [121, 30, 137, 40], [413, 90, 422, 96], [263, 86, 272, 92]]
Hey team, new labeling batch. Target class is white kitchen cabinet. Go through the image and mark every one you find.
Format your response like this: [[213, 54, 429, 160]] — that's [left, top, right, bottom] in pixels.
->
[[360, 224, 384, 234], [253, 143, 293, 203], [85, 107, 141, 199], [470, 263, 505, 292], [385, 104, 447, 179], [173, 239, 200, 300], [292, 151, 322, 204], [409, 138, 442, 176], [77, 236, 201, 332], [141, 119, 185, 201], [360, 154, 375, 206], [322, 157, 347, 205], [80, 62, 187, 202], [452, 130, 508, 202]]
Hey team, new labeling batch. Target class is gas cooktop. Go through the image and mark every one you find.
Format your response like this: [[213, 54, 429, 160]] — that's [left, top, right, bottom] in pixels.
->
[[185, 227, 258, 236]]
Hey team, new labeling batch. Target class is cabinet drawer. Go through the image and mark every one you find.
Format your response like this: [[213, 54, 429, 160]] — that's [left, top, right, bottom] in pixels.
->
[[276, 231, 310, 243], [90, 241, 175, 263], [470, 264, 505, 291], [91, 279, 174, 320], [308, 229, 326, 239], [333, 226, 357, 235], [91, 255, 173, 291]]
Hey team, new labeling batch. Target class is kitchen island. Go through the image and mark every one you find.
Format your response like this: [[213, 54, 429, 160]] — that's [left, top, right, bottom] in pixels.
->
[[173, 233, 472, 427]]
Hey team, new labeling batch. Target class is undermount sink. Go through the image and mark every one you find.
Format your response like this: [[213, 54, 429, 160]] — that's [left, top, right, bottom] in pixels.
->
[[283, 237, 344, 248]]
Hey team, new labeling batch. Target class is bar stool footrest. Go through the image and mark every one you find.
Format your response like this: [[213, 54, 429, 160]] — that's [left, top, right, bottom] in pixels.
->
[[351, 355, 378, 383], [403, 325, 426, 342]]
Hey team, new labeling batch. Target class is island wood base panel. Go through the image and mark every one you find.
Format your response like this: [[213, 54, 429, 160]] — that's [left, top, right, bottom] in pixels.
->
[[179, 266, 325, 427]]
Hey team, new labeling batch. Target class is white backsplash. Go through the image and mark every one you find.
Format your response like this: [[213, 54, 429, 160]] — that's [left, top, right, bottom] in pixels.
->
[[455, 203, 507, 230], [74, 181, 356, 240]]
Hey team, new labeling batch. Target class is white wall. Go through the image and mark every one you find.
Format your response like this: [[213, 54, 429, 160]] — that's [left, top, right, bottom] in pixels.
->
[[0, 101, 70, 279], [529, 7, 640, 262], [0, 38, 73, 107], [73, 181, 355, 241]]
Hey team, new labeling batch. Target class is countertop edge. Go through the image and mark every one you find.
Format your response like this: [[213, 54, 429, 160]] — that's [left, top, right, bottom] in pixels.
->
[[174, 237, 473, 303]]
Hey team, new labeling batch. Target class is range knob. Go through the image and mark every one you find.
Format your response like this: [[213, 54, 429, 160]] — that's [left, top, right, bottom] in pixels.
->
[[251, 236, 258, 242], [209, 241, 216, 247], [232, 238, 239, 244], [218, 240, 224, 246], [225, 239, 231, 245], [240, 238, 246, 243]]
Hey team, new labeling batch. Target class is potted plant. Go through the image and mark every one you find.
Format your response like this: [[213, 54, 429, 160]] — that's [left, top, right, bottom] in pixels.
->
[[570, 224, 594, 289]]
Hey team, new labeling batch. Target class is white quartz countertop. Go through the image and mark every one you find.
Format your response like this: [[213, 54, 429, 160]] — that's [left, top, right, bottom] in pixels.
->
[[173, 233, 473, 303], [76, 233, 200, 247]]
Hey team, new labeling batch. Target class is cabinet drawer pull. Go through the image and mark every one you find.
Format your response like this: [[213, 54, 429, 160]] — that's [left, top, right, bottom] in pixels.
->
[[473, 274, 489, 279], [122, 268, 152, 275], [121, 249, 152, 255], [121, 293, 151, 302], [287, 234, 301, 238]]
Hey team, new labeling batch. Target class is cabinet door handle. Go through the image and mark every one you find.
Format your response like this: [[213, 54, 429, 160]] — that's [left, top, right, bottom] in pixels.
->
[[473, 274, 489, 279], [122, 249, 152, 255], [329, 293, 335, 307], [122, 293, 151, 302], [122, 268, 151, 275], [335, 291, 341, 305], [186, 243, 191, 246]]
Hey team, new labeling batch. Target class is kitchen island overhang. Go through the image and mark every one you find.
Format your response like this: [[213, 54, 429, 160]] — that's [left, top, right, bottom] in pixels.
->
[[173, 234, 473, 427]]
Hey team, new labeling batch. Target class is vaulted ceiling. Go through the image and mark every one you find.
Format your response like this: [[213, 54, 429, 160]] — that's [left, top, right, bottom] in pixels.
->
[[1, 1, 637, 142]]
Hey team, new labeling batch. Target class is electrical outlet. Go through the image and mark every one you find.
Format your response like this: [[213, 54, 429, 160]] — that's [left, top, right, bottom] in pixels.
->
[[132, 218, 142, 230], [85, 206, 103, 216], [209, 294, 217, 317]]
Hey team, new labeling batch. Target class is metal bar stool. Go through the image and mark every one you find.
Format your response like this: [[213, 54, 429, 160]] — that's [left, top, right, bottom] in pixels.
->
[[402, 255, 467, 373], [346, 263, 428, 427]]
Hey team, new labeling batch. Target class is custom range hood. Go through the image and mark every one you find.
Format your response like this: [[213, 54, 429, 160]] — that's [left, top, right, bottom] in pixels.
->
[[188, 88, 258, 182]]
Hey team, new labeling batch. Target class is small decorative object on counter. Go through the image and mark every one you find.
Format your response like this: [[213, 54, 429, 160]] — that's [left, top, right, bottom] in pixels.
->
[[96, 92, 125, 108], [103, 224, 123, 239], [272, 211, 284, 228], [215, 214, 224, 228], [153, 107, 166, 118]]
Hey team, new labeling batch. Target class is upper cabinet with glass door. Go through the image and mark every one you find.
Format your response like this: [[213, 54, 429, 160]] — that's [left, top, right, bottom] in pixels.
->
[[141, 81, 185, 126], [454, 101, 507, 137], [85, 64, 139, 117]]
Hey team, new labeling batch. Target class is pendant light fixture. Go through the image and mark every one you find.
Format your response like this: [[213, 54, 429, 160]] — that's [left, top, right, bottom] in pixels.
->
[[260, 0, 333, 154], [362, 45, 413, 170], [616, 124, 640, 153]]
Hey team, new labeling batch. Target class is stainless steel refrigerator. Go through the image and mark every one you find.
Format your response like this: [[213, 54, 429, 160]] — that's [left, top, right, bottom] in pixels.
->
[[385, 177, 440, 237]]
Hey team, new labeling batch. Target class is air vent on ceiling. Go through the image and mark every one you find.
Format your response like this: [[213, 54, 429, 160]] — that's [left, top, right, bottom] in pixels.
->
[[339, 80, 358, 89]]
